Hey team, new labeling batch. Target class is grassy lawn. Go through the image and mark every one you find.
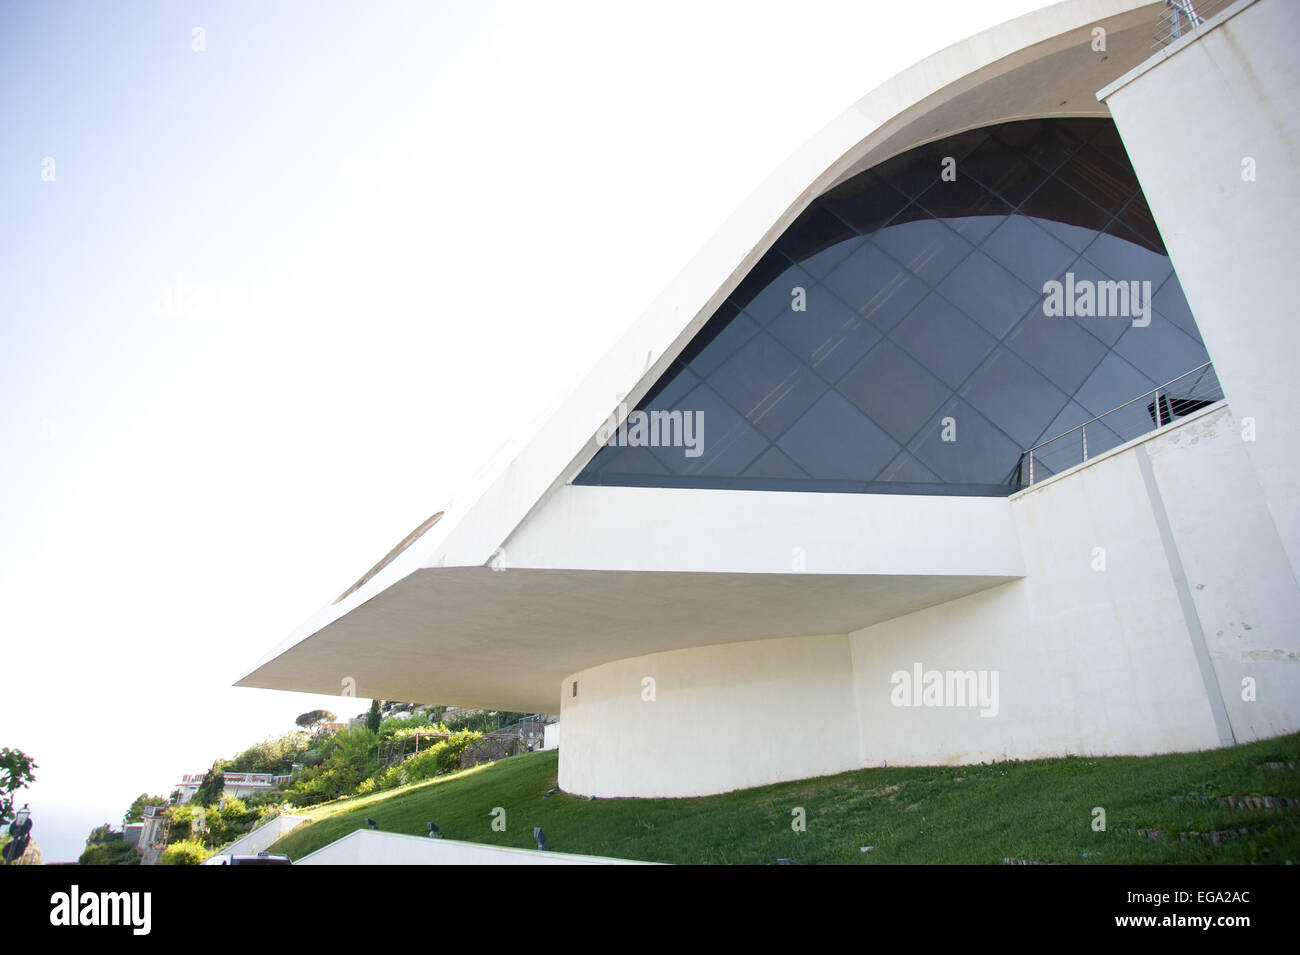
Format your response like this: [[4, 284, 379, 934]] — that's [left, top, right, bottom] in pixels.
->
[[269, 733, 1300, 864]]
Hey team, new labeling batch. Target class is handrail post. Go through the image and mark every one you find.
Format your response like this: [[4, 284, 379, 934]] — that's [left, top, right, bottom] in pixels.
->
[[1022, 361, 1217, 485]]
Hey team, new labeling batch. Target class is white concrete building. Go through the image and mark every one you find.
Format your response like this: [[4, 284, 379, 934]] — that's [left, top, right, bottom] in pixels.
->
[[221, 772, 292, 800], [240, 0, 1300, 798], [173, 773, 205, 805]]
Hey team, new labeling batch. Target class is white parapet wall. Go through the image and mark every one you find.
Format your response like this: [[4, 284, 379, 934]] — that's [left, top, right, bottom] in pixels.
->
[[1100, 0, 1300, 581], [560, 406, 1300, 797], [219, 814, 307, 856], [293, 828, 653, 865]]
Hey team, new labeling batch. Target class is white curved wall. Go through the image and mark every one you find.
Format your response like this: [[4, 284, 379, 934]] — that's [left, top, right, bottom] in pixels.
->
[[558, 633, 861, 798]]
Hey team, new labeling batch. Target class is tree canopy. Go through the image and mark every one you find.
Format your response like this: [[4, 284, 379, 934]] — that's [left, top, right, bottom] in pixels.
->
[[295, 710, 337, 731], [124, 793, 169, 825], [0, 747, 37, 827]]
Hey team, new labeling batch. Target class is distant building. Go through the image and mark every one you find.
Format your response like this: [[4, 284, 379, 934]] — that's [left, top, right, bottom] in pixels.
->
[[221, 772, 292, 800], [173, 773, 205, 804], [139, 805, 170, 865]]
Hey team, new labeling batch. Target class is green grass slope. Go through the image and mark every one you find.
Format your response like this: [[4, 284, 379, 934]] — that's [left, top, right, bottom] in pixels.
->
[[270, 733, 1300, 864]]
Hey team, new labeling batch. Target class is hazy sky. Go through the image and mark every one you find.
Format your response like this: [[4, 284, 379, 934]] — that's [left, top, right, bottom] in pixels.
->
[[0, 0, 1046, 862]]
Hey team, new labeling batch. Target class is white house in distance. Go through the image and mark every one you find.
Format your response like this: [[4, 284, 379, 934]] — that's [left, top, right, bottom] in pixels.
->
[[175, 771, 292, 802], [240, 0, 1300, 798], [221, 772, 292, 800], [173, 773, 205, 804]]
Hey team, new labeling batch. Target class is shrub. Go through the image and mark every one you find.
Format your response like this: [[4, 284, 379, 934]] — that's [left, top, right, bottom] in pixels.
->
[[379, 711, 455, 738], [283, 727, 380, 806], [160, 839, 211, 865], [167, 804, 197, 842], [78, 840, 139, 866], [442, 710, 530, 733], [375, 731, 481, 791], [253, 801, 286, 825], [390, 720, 449, 740]]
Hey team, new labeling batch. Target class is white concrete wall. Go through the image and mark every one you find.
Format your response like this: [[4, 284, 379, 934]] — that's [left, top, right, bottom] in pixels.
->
[[1145, 406, 1300, 742], [219, 814, 307, 856], [1101, 0, 1300, 580], [559, 632, 861, 798], [559, 407, 1300, 796], [294, 828, 651, 865], [851, 406, 1300, 767], [543, 722, 560, 750], [507, 484, 1024, 577]]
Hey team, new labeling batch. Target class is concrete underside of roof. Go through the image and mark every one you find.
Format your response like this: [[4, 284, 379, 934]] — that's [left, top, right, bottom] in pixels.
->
[[828, 2, 1166, 189], [240, 486, 1027, 710], [236, 566, 1019, 713]]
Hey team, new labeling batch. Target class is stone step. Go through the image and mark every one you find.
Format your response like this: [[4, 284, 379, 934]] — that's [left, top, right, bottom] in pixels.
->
[[1177, 794, 1298, 810], [1001, 858, 1059, 865], [1115, 824, 1275, 844]]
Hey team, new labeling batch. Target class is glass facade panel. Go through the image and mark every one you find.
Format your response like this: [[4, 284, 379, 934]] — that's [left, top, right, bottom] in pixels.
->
[[576, 118, 1212, 495]]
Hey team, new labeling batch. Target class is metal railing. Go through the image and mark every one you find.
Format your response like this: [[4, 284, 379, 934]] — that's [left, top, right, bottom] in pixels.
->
[[1153, 0, 1232, 49], [1011, 362, 1223, 487]]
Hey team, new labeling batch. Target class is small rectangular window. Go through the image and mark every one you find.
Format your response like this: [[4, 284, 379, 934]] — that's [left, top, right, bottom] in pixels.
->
[[571, 681, 577, 698]]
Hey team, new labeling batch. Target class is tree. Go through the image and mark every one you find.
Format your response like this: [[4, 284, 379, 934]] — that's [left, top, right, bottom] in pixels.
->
[[295, 710, 337, 732], [366, 699, 381, 733], [193, 765, 226, 807], [86, 823, 122, 844], [0, 748, 37, 828], [124, 794, 169, 825]]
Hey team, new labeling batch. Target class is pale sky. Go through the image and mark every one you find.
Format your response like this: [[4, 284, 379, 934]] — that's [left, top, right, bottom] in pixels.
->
[[0, 0, 1047, 862]]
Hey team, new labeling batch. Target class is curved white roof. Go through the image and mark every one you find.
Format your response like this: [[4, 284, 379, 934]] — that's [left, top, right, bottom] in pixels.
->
[[239, 0, 1168, 710]]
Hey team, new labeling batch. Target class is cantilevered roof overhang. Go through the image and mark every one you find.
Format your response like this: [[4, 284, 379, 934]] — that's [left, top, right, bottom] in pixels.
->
[[239, 487, 1025, 711], [238, 0, 1167, 710]]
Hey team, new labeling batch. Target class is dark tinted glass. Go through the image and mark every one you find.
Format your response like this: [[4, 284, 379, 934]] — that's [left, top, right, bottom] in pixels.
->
[[576, 118, 1209, 495]]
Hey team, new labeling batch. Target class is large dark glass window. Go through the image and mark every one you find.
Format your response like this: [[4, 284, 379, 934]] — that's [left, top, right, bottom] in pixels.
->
[[576, 118, 1210, 495]]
